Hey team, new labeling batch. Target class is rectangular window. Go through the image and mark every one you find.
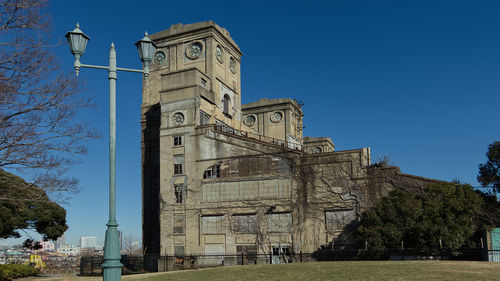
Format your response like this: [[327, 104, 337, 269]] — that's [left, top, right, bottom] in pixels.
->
[[266, 213, 292, 233], [236, 245, 257, 265], [173, 214, 185, 234], [174, 246, 185, 264], [201, 78, 207, 89], [220, 182, 237, 201], [202, 215, 224, 234], [223, 95, 230, 115], [174, 184, 186, 203], [173, 136, 182, 146], [325, 210, 356, 233], [233, 214, 257, 233], [173, 154, 184, 175], [200, 110, 211, 125]]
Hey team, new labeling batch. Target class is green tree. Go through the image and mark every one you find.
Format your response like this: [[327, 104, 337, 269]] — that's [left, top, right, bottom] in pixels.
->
[[0, 169, 68, 241], [355, 183, 483, 251], [478, 141, 500, 194]]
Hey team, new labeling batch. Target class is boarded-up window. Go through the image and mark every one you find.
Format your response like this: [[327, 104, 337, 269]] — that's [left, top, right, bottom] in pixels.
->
[[233, 214, 257, 233], [174, 246, 184, 264], [267, 213, 292, 233], [236, 245, 257, 265], [223, 95, 230, 115], [239, 181, 257, 200], [202, 244, 224, 266], [173, 214, 185, 234], [201, 179, 290, 202], [325, 210, 356, 233], [202, 215, 224, 233], [174, 155, 184, 175], [200, 110, 211, 125], [203, 183, 219, 201], [220, 182, 238, 201], [260, 180, 278, 198]]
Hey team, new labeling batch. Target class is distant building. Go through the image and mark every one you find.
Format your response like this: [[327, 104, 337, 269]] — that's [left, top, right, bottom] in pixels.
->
[[56, 245, 80, 256], [79, 236, 97, 249], [55, 233, 66, 250], [39, 241, 55, 252]]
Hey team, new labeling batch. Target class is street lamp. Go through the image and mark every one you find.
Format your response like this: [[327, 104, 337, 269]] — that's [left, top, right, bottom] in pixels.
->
[[66, 23, 157, 281]]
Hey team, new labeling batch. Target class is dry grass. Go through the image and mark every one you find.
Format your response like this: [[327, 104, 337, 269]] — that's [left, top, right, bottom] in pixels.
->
[[22, 261, 500, 281]]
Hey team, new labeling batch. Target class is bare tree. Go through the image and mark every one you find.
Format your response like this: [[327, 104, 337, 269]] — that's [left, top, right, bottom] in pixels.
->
[[122, 234, 141, 255], [0, 0, 96, 201]]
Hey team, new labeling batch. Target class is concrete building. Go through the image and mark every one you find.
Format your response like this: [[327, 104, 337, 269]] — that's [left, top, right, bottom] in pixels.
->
[[79, 236, 97, 249], [56, 245, 80, 256], [55, 233, 66, 250], [141, 21, 440, 268], [39, 240, 55, 252]]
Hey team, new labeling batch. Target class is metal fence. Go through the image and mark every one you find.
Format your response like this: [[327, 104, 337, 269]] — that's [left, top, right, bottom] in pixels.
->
[[79, 248, 499, 276], [80, 255, 146, 276]]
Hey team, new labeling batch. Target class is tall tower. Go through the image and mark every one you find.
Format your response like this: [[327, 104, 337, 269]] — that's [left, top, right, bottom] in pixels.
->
[[141, 21, 243, 257]]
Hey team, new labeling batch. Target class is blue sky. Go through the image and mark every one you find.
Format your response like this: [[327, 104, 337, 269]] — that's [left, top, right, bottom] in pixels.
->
[[3, 0, 500, 246]]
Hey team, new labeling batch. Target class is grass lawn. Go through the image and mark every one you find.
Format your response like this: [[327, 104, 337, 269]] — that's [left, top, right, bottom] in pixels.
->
[[22, 261, 500, 281]]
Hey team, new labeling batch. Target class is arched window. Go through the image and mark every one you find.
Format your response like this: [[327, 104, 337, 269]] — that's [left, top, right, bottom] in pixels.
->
[[203, 164, 220, 179], [223, 94, 230, 115]]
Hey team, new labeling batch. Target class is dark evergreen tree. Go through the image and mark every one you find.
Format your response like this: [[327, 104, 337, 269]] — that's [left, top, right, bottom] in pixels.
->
[[478, 141, 500, 193], [0, 169, 67, 241], [355, 183, 483, 250]]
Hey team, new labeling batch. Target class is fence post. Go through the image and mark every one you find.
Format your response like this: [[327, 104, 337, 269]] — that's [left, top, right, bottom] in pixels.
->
[[300, 251, 302, 263], [241, 252, 244, 265], [80, 257, 83, 276], [269, 251, 272, 264]]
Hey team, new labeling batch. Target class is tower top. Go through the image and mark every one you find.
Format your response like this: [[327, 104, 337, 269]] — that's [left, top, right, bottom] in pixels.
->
[[150, 21, 241, 54]]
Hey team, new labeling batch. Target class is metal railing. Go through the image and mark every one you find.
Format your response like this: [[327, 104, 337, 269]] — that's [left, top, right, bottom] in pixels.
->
[[79, 248, 498, 276], [212, 124, 303, 150]]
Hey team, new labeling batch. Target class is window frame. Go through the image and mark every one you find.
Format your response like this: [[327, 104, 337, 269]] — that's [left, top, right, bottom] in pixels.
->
[[173, 154, 184, 175], [266, 212, 292, 233], [232, 214, 258, 233], [174, 184, 186, 204], [203, 164, 220, 179], [202, 215, 225, 234], [173, 214, 185, 234], [223, 94, 230, 116], [173, 136, 183, 146]]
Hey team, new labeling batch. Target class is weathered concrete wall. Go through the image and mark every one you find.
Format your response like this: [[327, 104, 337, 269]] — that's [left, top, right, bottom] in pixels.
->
[[141, 21, 445, 263], [365, 165, 445, 208], [141, 103, 161, 255]]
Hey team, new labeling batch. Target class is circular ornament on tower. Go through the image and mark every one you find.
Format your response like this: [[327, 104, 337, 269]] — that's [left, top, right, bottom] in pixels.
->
[[270, 111, 283, 123], [243, 115, 256, 126], [154, 51, 166, 65], [312, 146, 322, 154], [216, 45, 223, 63], [186, 41, 203, 60], [229, 57, 236, 73], [172, 112, 185, 126]]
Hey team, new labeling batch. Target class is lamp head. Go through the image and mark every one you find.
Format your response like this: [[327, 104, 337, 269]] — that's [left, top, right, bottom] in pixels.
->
[[65, 23, 90, 57], [135, 32, 157, 63], [135, 32, 157, 80]]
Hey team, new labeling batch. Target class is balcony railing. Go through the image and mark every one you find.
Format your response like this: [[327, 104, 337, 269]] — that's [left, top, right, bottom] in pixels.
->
[[213, 124, 303, 151]]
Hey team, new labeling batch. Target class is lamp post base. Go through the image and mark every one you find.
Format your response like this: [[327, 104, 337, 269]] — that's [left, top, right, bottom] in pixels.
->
[[102, 221, 122, 281]]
